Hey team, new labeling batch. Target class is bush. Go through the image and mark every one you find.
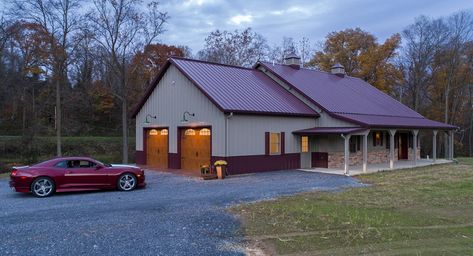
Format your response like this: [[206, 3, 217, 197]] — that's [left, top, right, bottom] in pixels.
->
[[0, 136, 136, 165]]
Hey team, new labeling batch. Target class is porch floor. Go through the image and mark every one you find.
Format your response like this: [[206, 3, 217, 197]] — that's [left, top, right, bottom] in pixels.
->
[[299, 159, 453, 176]]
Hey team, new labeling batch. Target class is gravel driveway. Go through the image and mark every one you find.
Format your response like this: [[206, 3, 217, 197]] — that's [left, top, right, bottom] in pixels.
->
[[0, 170, 362, 255]]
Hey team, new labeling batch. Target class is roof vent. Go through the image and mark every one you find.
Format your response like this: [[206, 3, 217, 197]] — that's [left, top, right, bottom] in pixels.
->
[[331, 63, 345, 77], [283, 53, 301, 70]]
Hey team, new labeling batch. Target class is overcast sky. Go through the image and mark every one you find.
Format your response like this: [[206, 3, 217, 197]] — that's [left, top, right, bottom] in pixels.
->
[[158, 0, 473, 53]]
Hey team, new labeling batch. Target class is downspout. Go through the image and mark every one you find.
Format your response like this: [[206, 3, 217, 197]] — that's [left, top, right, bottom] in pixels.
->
[[225, 112, 234, 158]]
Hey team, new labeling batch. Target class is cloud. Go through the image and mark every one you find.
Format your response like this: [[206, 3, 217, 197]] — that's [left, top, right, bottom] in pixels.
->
[[229, 14, 253, 25]]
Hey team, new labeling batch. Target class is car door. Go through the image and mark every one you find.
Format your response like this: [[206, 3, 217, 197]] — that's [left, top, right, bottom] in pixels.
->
[[63, 160, 109, 189]]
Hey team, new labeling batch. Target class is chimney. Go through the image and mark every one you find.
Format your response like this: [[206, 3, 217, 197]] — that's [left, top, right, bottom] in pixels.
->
[[331, 63, 345, 77], [283, 53, 301, 69]]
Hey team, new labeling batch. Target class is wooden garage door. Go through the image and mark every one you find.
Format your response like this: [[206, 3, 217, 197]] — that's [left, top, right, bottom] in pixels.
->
[[181, 128, 211, 170], [146, 129, 168, 169]]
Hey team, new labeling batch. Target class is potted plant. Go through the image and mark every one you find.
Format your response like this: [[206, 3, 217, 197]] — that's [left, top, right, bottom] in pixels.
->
[[214, 160, 228, 179], [200, 165, 217, 180]]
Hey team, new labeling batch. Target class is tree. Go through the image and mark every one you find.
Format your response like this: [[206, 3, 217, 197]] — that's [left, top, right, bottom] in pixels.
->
[[307, 28, 402, 92], [197, 27, 268, 67], [9, 0, 82, 156], [88, 0, 168, 163]]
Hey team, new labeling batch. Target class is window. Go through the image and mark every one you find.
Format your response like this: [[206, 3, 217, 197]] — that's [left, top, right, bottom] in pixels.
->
[[184, 129, 195, 135], [373, 131, 383, 146], [149, 129, 158, 136], [301, 136, 309, 152], [199, 128, 211, 136], [67, 160, 96, 168], [160, 129, 168, 136], [350, 136, 361, 153], [270, 133, 281, 155], [55, 161, 67, 168]]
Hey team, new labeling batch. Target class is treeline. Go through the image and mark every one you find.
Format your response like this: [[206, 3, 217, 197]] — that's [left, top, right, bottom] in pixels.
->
[[0, 1, 472, 162]]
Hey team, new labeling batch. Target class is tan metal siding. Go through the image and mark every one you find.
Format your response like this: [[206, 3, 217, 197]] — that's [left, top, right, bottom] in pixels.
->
[[227, 115, 315, 156], [135, 65, 225, 156]]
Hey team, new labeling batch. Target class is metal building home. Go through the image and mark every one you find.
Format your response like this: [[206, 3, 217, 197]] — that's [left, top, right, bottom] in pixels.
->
[[132, 55, 456, 175]]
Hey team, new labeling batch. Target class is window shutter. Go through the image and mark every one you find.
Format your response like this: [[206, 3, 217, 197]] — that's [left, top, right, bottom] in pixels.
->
[[265, 132, 269, 155], [372, 132, 376, 147], [386, 133, 390, 149], [357, 136, 361, 151], [280, 132, 285, 154], [394, 134, 399, 149], [408, 134, 413, 148], [381, 132, 384, 146]]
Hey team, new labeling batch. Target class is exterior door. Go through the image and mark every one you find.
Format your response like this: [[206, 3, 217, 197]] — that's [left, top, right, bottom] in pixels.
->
[[312, 152, 328, 168], [63, 160, 108, 188], [398, 133, 408, 160], [181, 128, 211, 170], [146, 129, 168, 169]]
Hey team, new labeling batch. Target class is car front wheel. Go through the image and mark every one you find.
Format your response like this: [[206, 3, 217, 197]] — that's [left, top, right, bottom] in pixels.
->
[[31, 177, 55, 197], [117, 173, 137, 191]]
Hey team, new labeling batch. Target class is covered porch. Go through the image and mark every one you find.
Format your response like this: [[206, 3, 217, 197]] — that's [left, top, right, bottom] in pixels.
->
[[300, 158, 453, 176], [293, 127, 456, 176]]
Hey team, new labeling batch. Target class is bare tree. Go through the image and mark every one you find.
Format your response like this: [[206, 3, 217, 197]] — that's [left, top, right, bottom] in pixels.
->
[[198, 28, 268, 67], [9, 0, 82, 156], [88, 0, 168, 163], [401, 16, 448, 111]]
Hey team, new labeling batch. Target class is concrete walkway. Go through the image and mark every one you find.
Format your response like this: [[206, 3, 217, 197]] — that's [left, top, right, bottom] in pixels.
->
[[299, 159, 453, 176]]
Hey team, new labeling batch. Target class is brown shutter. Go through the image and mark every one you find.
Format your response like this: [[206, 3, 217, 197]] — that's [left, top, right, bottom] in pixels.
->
[[265, 132, 270, 155], [357, 136, 361, 151], [386, 133, 390, 149], [281, 132, 285, 154], [381, 132, 384, 146], [372, 132, 376, 147]]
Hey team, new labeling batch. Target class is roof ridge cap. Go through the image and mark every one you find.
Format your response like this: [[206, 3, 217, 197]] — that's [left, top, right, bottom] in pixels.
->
[[170, 56, 253, 70]]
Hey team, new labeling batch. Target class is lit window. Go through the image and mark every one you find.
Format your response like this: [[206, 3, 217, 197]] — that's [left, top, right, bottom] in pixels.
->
[[270, 133, 280, 155], [374, 131, 383, 146], [301, 136, 309, 152], [184, 129, 195, 135], [149, 129, 158, 136], [160, 129, 168, 136], [199, 128, 211, 136]]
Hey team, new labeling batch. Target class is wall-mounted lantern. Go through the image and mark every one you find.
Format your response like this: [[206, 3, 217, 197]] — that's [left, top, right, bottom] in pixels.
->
[[145, 114, 157, 124], [181, 111, 195, 123]]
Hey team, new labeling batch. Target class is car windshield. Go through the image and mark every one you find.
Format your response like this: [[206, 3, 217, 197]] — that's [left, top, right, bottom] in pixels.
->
[[95, 160, 112, 167]]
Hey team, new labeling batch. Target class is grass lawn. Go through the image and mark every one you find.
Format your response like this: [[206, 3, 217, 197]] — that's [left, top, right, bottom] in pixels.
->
[[231, 159, 473, 255]]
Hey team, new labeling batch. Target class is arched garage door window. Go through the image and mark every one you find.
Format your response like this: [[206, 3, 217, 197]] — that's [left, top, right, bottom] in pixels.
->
[[199, 128, 211, 136]]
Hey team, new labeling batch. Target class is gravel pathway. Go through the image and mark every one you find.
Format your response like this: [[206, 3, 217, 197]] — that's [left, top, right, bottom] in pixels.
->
[[0, 170, 362, 255]]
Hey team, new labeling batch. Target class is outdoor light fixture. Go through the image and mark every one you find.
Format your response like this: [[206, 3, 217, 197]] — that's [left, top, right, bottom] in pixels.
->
[[181, 111, 195, 123], [145, 114, 157, 124]]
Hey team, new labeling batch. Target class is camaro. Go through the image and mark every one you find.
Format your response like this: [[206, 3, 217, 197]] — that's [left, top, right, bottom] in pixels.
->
[[9, 157, 146, 197]]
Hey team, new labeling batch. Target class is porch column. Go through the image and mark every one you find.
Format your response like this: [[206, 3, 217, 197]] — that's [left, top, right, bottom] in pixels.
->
[[389, 130, 396, 169], [432, 130, 437, 163], [449, 130, 454, 160], [412, 130, 419, 166], [341, 134, 351, 175], [362, 130, 369, 173]]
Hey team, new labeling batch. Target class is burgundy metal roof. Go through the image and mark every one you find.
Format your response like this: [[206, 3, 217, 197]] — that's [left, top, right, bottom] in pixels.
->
[[293, 127, 367, 135], [259, 62, 456, 130], [132, 58, 318, 117]]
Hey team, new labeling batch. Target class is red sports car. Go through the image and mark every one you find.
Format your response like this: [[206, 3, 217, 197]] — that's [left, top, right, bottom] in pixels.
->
[[9, 157, 146, 197]]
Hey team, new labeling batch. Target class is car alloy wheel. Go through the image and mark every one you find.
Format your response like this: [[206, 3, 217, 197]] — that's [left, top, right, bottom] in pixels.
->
[[118, 174, 137, 191], [32, 178, 54, 197]]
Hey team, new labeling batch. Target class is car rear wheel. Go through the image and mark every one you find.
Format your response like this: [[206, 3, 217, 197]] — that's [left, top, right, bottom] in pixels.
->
[[117, 173, 137, 191], [31, 177, 55, 197]]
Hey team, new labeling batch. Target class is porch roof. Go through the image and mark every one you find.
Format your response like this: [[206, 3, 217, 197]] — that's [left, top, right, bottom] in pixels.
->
[[292, 127, 367, 135]]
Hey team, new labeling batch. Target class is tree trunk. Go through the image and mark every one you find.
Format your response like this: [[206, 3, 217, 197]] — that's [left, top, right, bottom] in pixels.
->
[[122, 97, 128, 163], [56, 78, 62, 156]]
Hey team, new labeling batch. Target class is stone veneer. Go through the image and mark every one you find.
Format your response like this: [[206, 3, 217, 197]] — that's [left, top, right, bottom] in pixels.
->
[[327, 147, 421, 169]]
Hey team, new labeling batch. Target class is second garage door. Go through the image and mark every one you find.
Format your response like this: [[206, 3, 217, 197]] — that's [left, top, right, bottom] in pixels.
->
[[180, 128, 211, 170]]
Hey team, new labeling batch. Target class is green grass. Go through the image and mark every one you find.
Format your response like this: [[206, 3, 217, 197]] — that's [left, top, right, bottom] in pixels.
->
[[231, 159, 473, 255]]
